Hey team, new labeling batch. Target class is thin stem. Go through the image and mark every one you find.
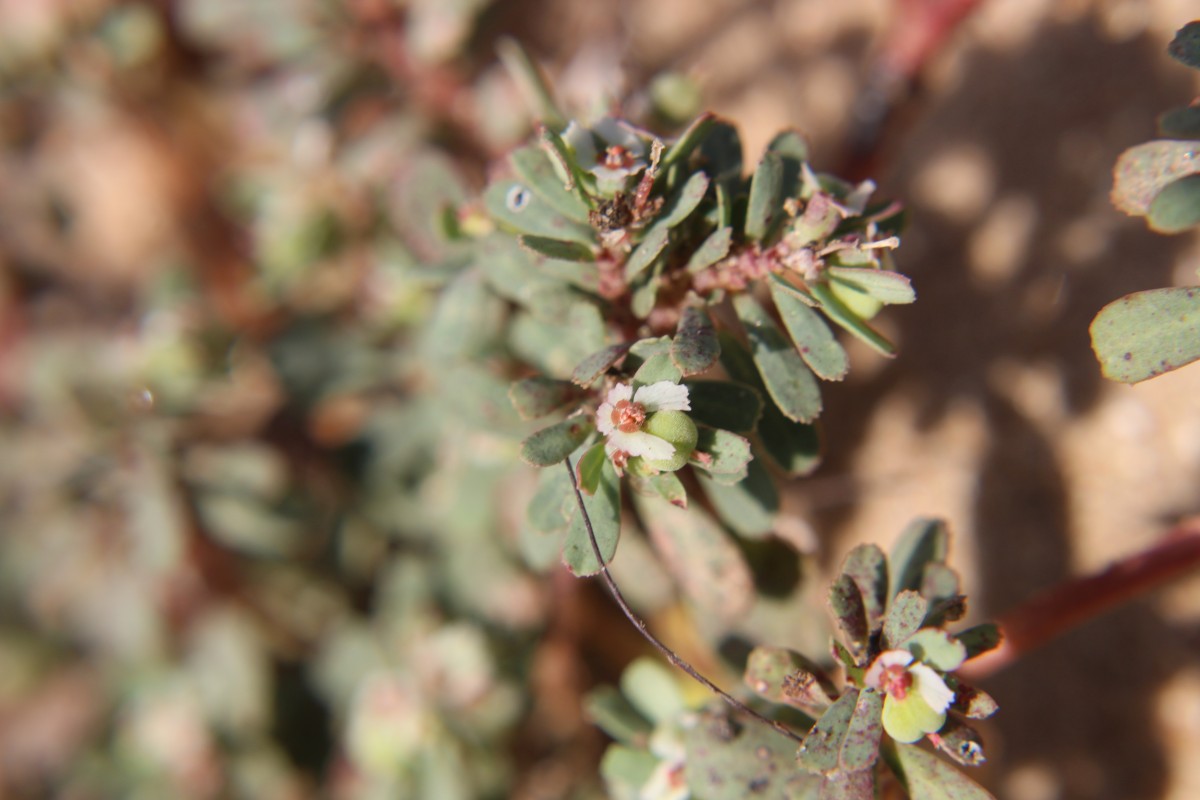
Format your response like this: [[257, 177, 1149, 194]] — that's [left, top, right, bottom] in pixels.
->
[[961, 519, 1200, 680], [564, 459, 804, 745]]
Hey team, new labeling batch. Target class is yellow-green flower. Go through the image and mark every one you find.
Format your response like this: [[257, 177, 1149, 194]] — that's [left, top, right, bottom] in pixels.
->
[[864, 649, 955, 744]]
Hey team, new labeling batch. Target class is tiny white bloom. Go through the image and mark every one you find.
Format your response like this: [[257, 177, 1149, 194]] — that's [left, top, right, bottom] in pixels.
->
[[595, 381, 690, 464], [563, 117, 651, 195], [865, 648, 956, 744]]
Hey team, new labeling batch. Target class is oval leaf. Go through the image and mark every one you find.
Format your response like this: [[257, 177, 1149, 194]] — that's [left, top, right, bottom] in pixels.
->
[[746, 150, 784, 241], [890, 518, 949, 598], [887, 741, 996, 800], [1148, 173, 1200, 233], [883, 590, 928, 650], [696, 458, 778, 538], [798, 689, 859, 775], [733, 294, 822, 422], [1091, 286, 1200, 383], [770, 278, 850, 380], [563, 460, 621, 574], [827, 266, 916, 305], [685, 380, 763, 432], [690, 425, 753, 483], [509, 377, 582, 420], [1112, 140, 1200, 217], [520, 418, 595, 466], [672, 305, 720, 375]]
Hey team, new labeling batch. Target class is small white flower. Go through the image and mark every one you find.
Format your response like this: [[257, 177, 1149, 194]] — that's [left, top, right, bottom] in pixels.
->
[[596, 381, 690, 465], [864, 649, 955, 744], [563, 117, 651, 195]]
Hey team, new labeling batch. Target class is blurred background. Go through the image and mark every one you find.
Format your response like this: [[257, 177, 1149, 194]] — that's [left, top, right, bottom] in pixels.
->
[[2, 0, 1200, 798]]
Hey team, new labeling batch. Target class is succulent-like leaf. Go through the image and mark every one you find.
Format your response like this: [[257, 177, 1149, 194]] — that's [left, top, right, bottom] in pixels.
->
[[840, 544, 889, 632], [685, 380, 763, 432], [539, 126, 594, 206], [631, 353, 683, 387], [957, 623, 1003, 660], [520, 235, 595, 261], [1148, 173, 1200, 233], [647, 471, 687, 508], [931, 719, 988, 768], [636, 495, 755, 621], [571, 342, 631, 386], [686, 226, 733, 273], [660, 112, 715, 169], [890, 518, 949, 598], [840, 689, 884, 772], [697, 458, 778, 538], [1168, 21, 1200, 70], [659, 170, 710, 228], [563, 459, 621, 574], [743, 645, 836, 711], [810, 281, 896, 357], [684, 707, 822, 800], [520, 418, 594, 466], [921, 563, 966, 627], [510, 144, 591, 223], [509, 377, 582, 419], [672, 305, 720, 376], [575, 441, 607, 495], [733, 294, 822, 423], [485, 178, 595, 244], [625, 223, 670, 280], [718, 332, 821, 475], [584, 686, 652, 746], [797, 689, 859, 775], [767, 129, 808, 213], [1091, 286, 1200, 383], [746, 150, 784, 241], [829, 575, 869, 658], [1111, 140, 1200, 217], [883, 591, 928, 650], [827, 267, 916, 305], [901, 629, 966, 672], [691, 425, 753, 484], [886, 740, 996, 799], [770, 278, 850, 380]]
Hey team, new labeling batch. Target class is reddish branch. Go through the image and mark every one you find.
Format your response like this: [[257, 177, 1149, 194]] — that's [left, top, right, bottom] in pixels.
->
[[962, 519, 1200, 679]]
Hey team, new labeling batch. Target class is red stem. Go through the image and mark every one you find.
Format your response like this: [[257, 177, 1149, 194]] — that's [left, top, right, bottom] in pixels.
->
[[961, 519, 1200, 679]]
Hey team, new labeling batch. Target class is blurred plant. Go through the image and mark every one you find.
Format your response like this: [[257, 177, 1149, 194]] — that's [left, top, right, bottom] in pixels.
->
[[1094, 20, 1200, 383]]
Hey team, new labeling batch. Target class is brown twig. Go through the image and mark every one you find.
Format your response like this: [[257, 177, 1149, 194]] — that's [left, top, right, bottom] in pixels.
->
[[563, 459, 804, 744], [961, 519, 1200, 680]]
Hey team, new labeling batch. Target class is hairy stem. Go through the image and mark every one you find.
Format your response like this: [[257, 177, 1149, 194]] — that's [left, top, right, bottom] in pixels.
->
[[563, 459, 804, 744]]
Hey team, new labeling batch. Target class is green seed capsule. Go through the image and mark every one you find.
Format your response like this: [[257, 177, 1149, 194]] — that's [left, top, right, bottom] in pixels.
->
[[637, 410, 698, 472]]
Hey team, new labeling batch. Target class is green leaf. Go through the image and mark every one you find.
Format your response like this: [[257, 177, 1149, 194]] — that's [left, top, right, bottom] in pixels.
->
[[484, 178, 594, 244], [600, 745, 659, 793], [743, 645, 836, 711], [620, 658, 685, 724], [584, 687, 652, 746], [818, 770, 874, 800], [797, 689, 859, 775], [520, 235, 595, 261], [647, 471, 687, 508], [684, 707, 822, 800], [635, 495, 754, 621], [422, 268, 506, 361], [1168, 21, 1200, 70], [571, 342, 631, 386], [839, 544, 889, 632], [527, 466, 574, 534], [1090, 286, 1200, 383], [890, 518, 949, 598], [686, 226, 733, 273], [629, 260, 662, 320], [691, 425, 753, 483], [697, 121, 743, 194], [886, 741, 996, 800], [733, 294, 822, 422], [1148, 173, 1200, 233], [883, 590, 928, 650], [659, 171, 710, 228], [810, 281, 896, 357], [746, 151, 784, 241], [510, 144, 591, 223], [770, 278, 850, 380], [829, 575, 869, 658], [956, 623, 1003, 660], [841, 689, 884, 772], [767, 129, 808, 208], [828, 267, 916, 305], [1111, 140, 1200, 217], [671, 306, 720, 376], [539, 127, 595, 209], [902, 629, 966, 672], [575, 441, 607, 495], [697, 458, 778, 538], [921, 563, 965, 627], [509, 377, 581, 420], [952, 683, 999, 721], [684, 380, 763, 432], [625, 223, 670, 280], [660, 112, 715, 169], [520, 418, 595, 466], [563, 460, 621, 574], [718, 332, 820, 475], [631, 353, 682, 387], [1158, 105, 1200, 138]]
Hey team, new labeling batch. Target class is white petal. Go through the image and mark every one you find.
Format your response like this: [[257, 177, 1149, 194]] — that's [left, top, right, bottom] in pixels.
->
[[609, 430, 674, 460], [604, 383, 633, 405], [633, 381, 690, 412], [910, 664, 955, 714], [864, 649, 914, 689], [593, 116, 646, 156], [562, 120, 596, 166], [596, 403, 616, 435]]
